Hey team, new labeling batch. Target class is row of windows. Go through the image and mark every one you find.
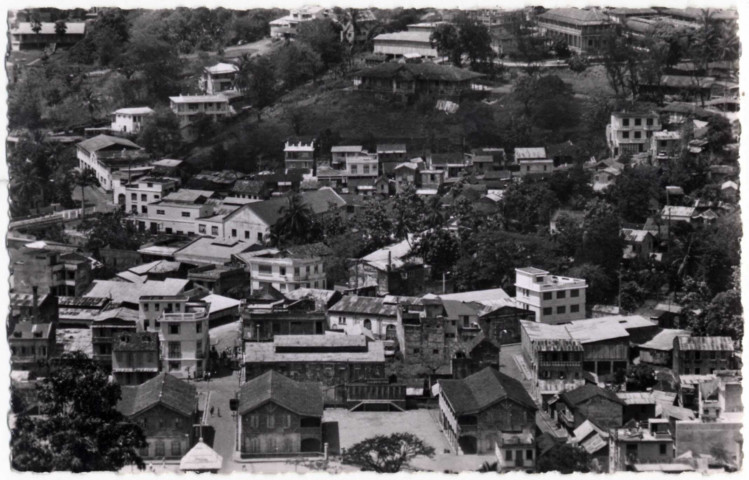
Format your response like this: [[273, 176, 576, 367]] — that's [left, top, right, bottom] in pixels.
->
[[131, 193, 160, 202], [256, 264, 322, 276], [138, 416, 183, 429], [681, 350, 729, 361], [542, 304, 581, 315], [167, 340, 202, 358], [541, 289, 581, 300], [247, 414, 293, 429], [142, 439, 182, 457], [504, 449, 534, 462], [622, 130, 651, 140], [10, 346, 47, 356], [142, 303, 186, 314], [244, 436, 294, 453], [622, 117, 655, 127]]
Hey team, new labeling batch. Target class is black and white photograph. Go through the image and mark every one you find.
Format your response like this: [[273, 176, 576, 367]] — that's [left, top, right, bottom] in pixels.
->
[[2, 0, 745, 475]]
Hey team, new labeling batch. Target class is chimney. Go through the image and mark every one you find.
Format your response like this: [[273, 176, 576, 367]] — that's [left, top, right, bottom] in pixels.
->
[[32, 286, 39, 320]]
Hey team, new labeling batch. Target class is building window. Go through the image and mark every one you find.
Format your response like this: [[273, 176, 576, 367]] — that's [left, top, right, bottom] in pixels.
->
[[181, 211, 190, 217], [543, 307, 552, 315], [505, 450, 513, 461], [245, 231, 250, 239], [212, 226, 219, 235], [168, 342, 181, 358], [338, 317, 346, 325], [155, 440, 165, 457], [543, 292, 553, 300], [250, 415, 259, 428], [196, 340, 202, 353], [232, 229, 237, 237], [257, 232, 263, 242], [156, 209, 165, 215], [571, 304, 580, 313], [169, 324, 180, 335], [659, 444, 667, 455], [623, 131, 630, 139], [141, 194, 147, 201], [557, 306, 566, 314], [635, 118, 642, 126], [526, 449, 533, 460], [571, 289, 580, 298], [171, 440, 181, 456], [285, 415, 292, 428], [131, 193, 137, 201], [647, 118, 653, 126], [623, 118, 630, 127], [557, 291, 566, 299], [634, 131, 641, 139], [196, 323, 202, 333], [267, 415, 275, 428]]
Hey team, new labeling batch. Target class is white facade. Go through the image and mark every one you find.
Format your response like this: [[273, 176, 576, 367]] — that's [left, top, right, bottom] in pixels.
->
[[514, 267, 587, 324], [373, 31, 438, 57], [518, 159, 554, 176], [222, 207, 272, 245], [169, 95, 231, 127], [152, 297, 209, 379], [236, 250, 327, 293], [116, 176, 180, 215], [346, 153, 379, 178], [607, 112, 662, 157], [269, 5, 332, 39], [76, 136, 149, 191], [110, 107, 154, 134], [284, 139, 315, 171]]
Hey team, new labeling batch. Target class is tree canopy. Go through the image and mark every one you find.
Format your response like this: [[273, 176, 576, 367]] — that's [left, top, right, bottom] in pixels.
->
[[342, 433, 435, 473], [11, 352, 147, 472]]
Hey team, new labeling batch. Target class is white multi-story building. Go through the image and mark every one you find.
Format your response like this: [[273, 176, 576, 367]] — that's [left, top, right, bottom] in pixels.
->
[[345, 152, 379, 179], [651, 130, 682, 161], [514, 267, 587, 324], [146, 296, 209, 379], [606, 111, 662, 157], [115, 176, 181, 215], [138, 189, 215, 235], [284, 138, 315, 171], [234, 248, 327, 293], [199, 63, 239, 95], [76, 135, 150, 191], [269, 5, 333, 39], [331, 145, 366, 168], [110, 107, 154, 134], [169, 95, 232, 128]]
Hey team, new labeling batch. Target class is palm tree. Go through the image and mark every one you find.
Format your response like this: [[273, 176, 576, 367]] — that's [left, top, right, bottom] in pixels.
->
[[424, 195, 444, 228], [10, 160, 43, 217], [233, 53, 252, 93], [72, 168, 99, 223], [272, 193, 315, 247]]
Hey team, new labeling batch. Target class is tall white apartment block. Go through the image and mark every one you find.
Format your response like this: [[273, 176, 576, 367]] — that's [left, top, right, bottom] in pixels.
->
[[144, 296, 210, 379], [514, 267, 587, 324]]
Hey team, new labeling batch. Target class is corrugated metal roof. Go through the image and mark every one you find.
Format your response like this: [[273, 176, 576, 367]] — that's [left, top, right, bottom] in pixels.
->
[[677, 336, 734, 351], [328, 295, 398, 317]]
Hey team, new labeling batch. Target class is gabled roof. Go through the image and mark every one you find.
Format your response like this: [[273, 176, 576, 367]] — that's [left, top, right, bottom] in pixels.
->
[[117, 373, 196, 418], [676, 336, 734, 351], [640, 329, 691, 351], [205, 62, 239, 75], [85, 278, 189, 305], [328, 295, 398, 317], [439, 367, 537, 415], [514, 147, 547, 160], [559, 384, 626, 408], [238, 370, 323, 416], [77, 134, 142, 153], [180, 439, 223, 471], [228, 188, 346, 226]]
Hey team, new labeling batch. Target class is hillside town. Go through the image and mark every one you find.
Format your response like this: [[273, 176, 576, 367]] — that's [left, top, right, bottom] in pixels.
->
[[5, 3, 743, 475]]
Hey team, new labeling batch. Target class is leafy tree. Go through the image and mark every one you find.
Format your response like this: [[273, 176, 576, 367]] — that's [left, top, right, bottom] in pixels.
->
[[626, 364, 657, 391], [567, 263, 614, 305], [392, 186, 426, 243], [706, 114, 733, 152], [354, 200, 394, 252], [273, 42, 323, 89], [413, 229, 460, 277], [71, 168, 99, 223], [54, 19, 67, 37], [430, 23, 462, 66], [579, 199, 623, 275], [10, 352, 146, 472], [83, 209, 147, 254], [553, 39, 571, 59], [120, 31, 183, 102], [499, 179, 559, 233], [606, 166, 660, 223], [689, 288, 742, 347], [537, 443, 592, 473], [567, 54, 589, 73], [619, 280, 646, 313], [297, 19, 344, 70], [342, 433, 435, 473], [238, 55, 276, 121], [271, 193, 321, 247], [136, 107, 183, 157]]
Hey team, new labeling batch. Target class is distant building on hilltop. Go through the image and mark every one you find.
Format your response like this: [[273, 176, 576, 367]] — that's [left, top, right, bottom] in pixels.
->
[[110, 107, 154, 135], [536, 8, 613, 55], [10, 21, 86, 51]]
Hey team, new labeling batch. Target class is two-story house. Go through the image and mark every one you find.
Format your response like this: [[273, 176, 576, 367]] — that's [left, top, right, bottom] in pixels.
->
[[514, 148, 554, 177], [200, 62, 239, 95], [243, 334, 386, 405], [112, 331, 160, 385], [327, 295, 403, 341], [115, 176, 181, 215], [269, 5, 333, 39], [110, 107, 154, 135], [438, 367, 537, 470], [513, 267, 587, 324], [672, 336, 735, 375], [90, 307, 139, 369], [76, 134, 150, 191], [331, 145, 365, 169], [9, 322, 56, 374], [117, 373, 199, 460], [13, 246, 92, 298], [553, 384, 625, 431], [345, 151, 379, 189], [237, 371, 324, 458], [169, 95, 232, 128], [377, 144, 408, 175], [139, 189, 216, 235]]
